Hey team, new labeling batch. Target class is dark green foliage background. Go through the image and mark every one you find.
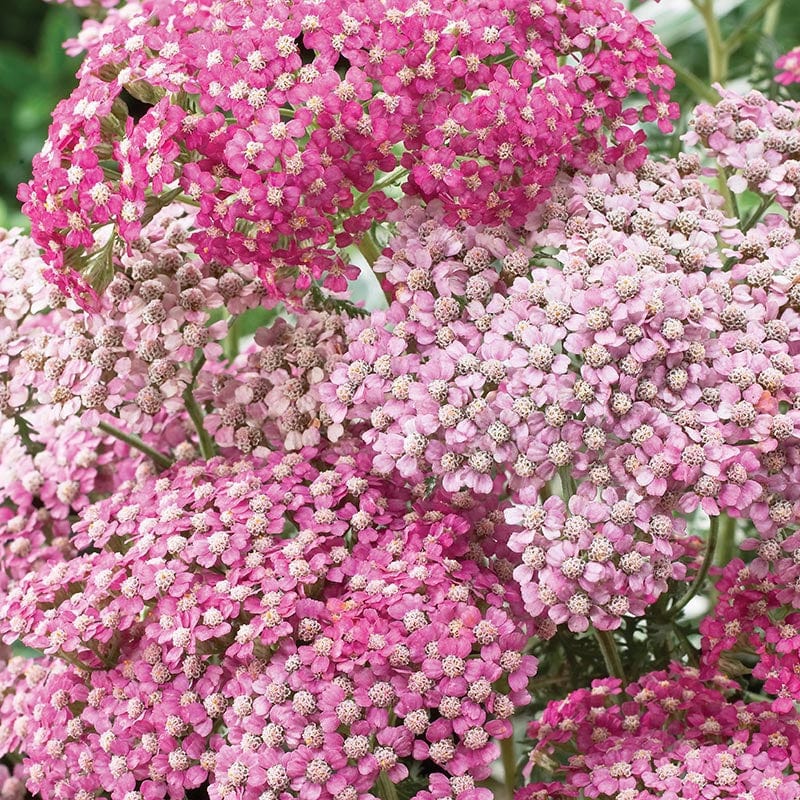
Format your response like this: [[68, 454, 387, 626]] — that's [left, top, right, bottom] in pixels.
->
[[0, 1, 80, 228]]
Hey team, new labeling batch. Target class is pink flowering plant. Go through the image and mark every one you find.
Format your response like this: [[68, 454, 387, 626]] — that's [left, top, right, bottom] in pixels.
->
[[3, 1, 800, 800]]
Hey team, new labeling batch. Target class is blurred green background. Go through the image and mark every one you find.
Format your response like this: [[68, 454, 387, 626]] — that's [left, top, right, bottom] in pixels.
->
[[0, 0, 80, 228], [1, 0, 800, 230]]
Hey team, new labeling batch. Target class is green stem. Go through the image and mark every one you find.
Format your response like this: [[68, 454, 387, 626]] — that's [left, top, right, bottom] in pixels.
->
[[501, 735, 516, 798], [762, 0, 784, 38], [594, 630, 626, 682], [672, 623, 700, 667], [191, 351, 207, 380], [369, 168, 409, 196], [671, 515, 720, 616], [717, 167, 738, 220], [375, 772, 398, 800], [753, 0, 784, 80], [741, 194, 776, 233], [358, 230, 382, 267], [692, 0, 728, 85], [347, 168, 409, 222], [714, 514, 737, 567], [667, 59, 720, 104], [723, 193, 776, 267], [183, 389, 216, 460], [223, 315, 240, 363], [56, 649, 102, 673], [141, 186, 183, 227], [558, 467, 576, 502], [98, 420, 174, 471]]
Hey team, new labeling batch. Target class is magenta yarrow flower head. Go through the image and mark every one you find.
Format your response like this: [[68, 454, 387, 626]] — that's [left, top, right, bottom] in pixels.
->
[[523, 663, 800, 799], [700, 559, 800, 714], [21, 0, 676, 305], [410, 773, 494, 800]]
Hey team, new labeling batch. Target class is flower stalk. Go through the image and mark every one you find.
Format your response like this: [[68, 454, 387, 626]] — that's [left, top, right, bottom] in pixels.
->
[[501, 735, 517, 798], [97, 420, 174, 471], [375, 772, 399, 800], [595, 630, 626, 682], [671, 515, 720, 617], [183, 389, 216, 460]]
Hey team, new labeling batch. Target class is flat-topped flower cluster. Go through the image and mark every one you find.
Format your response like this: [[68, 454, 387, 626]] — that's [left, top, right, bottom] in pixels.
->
[[324, 142, 800, 633], [523, 664, 800, 799], [21, 0, 675, 305], [1, 450, 536, 800]]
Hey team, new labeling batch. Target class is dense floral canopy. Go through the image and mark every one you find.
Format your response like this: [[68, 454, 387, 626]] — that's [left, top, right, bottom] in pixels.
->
[[2, 1, 800, 800]]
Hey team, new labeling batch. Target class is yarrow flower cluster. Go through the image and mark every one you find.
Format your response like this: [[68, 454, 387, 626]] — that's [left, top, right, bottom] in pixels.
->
[[325, 162, 733, 499], [322, 137, 800, 630], [0, 229, 162, 583], [7, 1, 800, 799], [0, 203, 355, 464], [20, 0, 676, 305], [521, 664, 800, 800], [0, 449, 536, 800], [687, 87, 800, 220], [199, 310, 348, 453], [700, 558, 800, 714]]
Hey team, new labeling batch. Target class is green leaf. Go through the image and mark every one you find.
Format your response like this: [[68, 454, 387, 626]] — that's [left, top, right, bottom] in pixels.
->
[[141, 187, 183, 227], [11, 642, 44, 659], [14, 413, 45, 456], [124, 80, 166, 106], [82, 231, 118, 294], [238, 306, 281, 339], [396, 779, 428, 800]]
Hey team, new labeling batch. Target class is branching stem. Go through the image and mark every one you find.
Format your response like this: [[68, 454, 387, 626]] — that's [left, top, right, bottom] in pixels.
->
[[183, 389, 216, 460], [98, 420, 174, 470], [671, 515, 720, 616], [691, 0, 728, 84], [501, 735, 516, 798], [358, 230, 382, 267], [595, 630, 626, 682]]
